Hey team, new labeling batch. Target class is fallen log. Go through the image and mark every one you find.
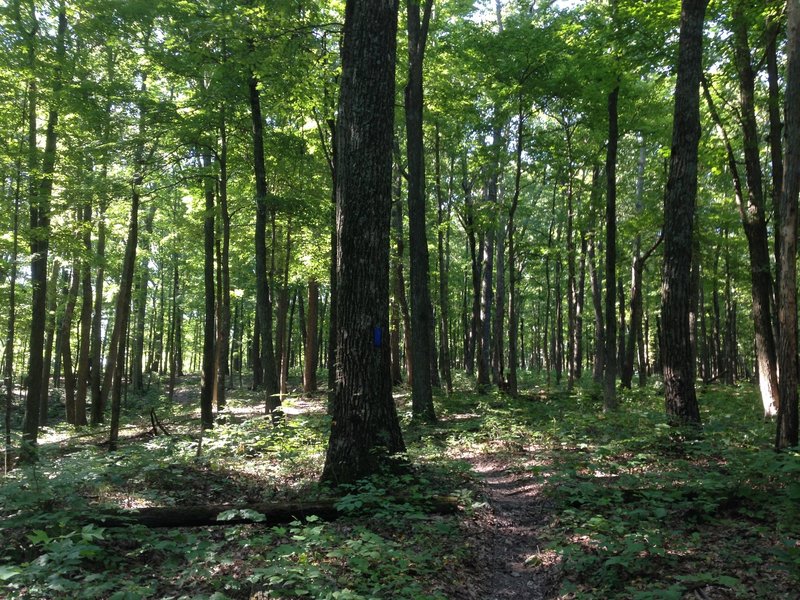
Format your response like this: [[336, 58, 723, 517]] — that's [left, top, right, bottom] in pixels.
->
[[95, 495, 461, 528]]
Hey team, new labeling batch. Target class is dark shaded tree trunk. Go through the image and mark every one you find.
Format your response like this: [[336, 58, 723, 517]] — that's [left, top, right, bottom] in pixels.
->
[[506, 106, 525, 397], [728, 2, 780, 417], [75, 201, 92, 427], [217, 105, 232, 399], [604, 84, 619, 411], [5, 117, 22, 464], [661, 0, 707, 426], [434, 125, 453, 393], [60, 265, 79, 424], [405, 0, 436, 422], [588, 166, 605, 384], [39, 261, 60, 425], [776, 0, 800, 450], [304, 280, 319, 393], [492, 216, 507, 387], [21, 2, 66, 461], [131, 205, 156, 392], [702, 69, 778, 417], [106, 72, 148, 451], [248, 70, 280, 414], [200, 151, 216, 430], [478, 129, 502, 391], [321, 0, 406, 484], [391, 191, 413, 385]]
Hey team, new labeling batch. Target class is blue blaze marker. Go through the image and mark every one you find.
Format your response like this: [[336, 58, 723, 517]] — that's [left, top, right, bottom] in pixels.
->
[[373, 326, 383, 348]]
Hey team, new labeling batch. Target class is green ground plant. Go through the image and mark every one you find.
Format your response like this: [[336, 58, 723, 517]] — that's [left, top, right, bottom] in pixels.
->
[[1, 374, 797, 598]]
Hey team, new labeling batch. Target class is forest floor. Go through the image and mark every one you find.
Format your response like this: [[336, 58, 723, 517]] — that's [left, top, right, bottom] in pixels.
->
[[1, 373, 799, 599]]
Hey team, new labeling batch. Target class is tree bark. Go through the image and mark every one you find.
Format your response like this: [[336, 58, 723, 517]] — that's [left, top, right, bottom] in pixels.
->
[[106, 72, 148, 451], [405, 0, 437, 422], [661, 0, 707, 426], [729, 1, 779, 418], [131, 205, 156, 392], [604, 84, 619, 411], [321, 0, 406, 484], [59, 265, 79, 424], [434, 127, 453, 393], [21, 1, 66, 460], [248, 70, 280, 414], [776, 0, 800, 449], [304, 280, 319, 393], [200, 151, 216, 430]]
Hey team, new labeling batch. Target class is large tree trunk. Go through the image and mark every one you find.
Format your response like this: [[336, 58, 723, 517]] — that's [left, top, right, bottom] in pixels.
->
[[21, 1, 66, 461], [248, 70, 280, 414], [405, 0, 436, 422], [661, 0, 707, 426], [776, 0, 800, 450], [766, 13, 784, 291], [321, 0, 406, 484], [702, 72, 779, 417], [603, 84, 619, 411], [730, 2, 779, 418]]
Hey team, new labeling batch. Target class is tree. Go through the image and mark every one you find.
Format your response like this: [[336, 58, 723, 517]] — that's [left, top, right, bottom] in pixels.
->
[[405, 0, 437, 422], [776, 0, 800, 450], [20, 0, 67, 461], [661, 0, 708, 426], [321, 0, 406, 484]]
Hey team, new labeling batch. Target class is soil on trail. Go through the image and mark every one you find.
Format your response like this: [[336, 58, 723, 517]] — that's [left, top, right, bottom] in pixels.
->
[[457, 456, 562, 600]]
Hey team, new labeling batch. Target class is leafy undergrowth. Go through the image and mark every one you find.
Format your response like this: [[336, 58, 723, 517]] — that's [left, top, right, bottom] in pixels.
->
[[1, 373, 799, 598]]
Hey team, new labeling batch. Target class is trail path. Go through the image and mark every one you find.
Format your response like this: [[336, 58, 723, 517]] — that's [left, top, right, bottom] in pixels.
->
[[460, 456, 562, 599]]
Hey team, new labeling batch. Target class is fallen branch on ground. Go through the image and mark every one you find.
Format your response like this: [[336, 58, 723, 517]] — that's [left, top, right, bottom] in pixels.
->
[[93, 495, 461, 528]]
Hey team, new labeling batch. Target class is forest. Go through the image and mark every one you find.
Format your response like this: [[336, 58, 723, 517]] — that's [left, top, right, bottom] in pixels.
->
[[2, 0, 800, 598]]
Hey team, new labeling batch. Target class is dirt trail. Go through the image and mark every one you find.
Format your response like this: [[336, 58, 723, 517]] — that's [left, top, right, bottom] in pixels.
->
[[465, 457, 562, 600]]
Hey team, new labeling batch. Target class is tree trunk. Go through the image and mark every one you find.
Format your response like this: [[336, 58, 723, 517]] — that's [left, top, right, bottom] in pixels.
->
[[200, 151, 216, 430], [74, 200, 91, 427], [477, 128, 501, 390], [131, 205, 156, 392], [703, 70, 779, 417], [60, 265, 80, 424], [321, 0, 406, 484], [106, 73, 148, 451], [729, 2, 779, 418], [304, 280, 319, 393], [5, 111, 22, 464], [766, 13, 784, 292], [405, 0, 436, 422], [21, 1, 66, 461], [603, 83, 619, 411], [434, 125, 453, 393], [506, 105, 525, 397], [248, 69, 280, 414], [217, 105, 232, 398], [661, 0, 707, 426], [776, 0, 800, 450], [39, 261, 61, 425]]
